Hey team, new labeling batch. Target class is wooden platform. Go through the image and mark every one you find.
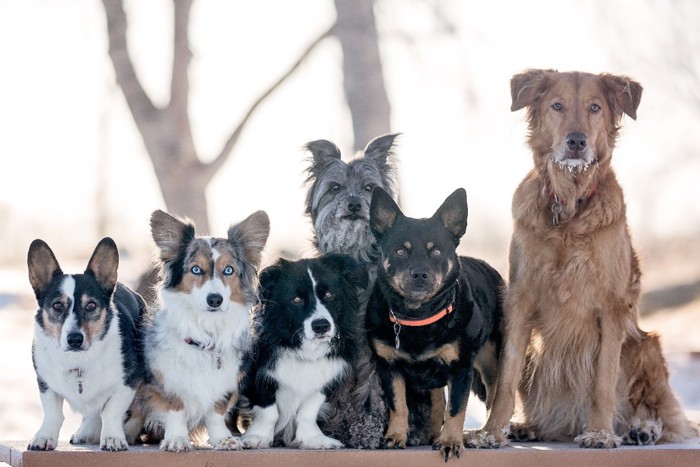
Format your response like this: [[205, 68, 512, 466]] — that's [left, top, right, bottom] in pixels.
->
[[2, 440, 700, 467]]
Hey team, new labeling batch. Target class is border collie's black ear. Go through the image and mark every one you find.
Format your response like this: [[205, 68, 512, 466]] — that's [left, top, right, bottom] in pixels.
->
[[600, 73, 643, 121], [511, 69, 554, 112], [27, 239, 63, 303], [370, 187, 402, 239], [258, 259, 286, 303], [434, 188, 468, 244], [150, 210, 196, 263], [228, 210, 270, 270], [85, 237, 119, 293], [363, 133, 400, 163], [324, 254, 369, 290]]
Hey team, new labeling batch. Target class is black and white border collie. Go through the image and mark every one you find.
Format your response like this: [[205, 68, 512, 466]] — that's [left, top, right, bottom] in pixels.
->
[[240, 254, 368, 449], [27, 238, 146, 451], [141, 209, 269, 452]]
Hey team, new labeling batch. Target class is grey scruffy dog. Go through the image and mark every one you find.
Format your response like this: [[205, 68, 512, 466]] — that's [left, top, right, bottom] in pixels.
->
[[304, 134, 427, 449]]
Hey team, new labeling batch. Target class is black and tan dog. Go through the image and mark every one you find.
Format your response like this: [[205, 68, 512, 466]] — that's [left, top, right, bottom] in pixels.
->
[[366, 187, 504, 460]]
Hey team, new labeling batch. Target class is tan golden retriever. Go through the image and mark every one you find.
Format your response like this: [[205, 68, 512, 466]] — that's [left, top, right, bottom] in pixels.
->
[[465, 69, 697, 449]]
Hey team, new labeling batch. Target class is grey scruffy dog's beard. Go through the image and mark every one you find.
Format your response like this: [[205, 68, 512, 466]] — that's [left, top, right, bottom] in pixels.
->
[[303, 134, 398, 449]]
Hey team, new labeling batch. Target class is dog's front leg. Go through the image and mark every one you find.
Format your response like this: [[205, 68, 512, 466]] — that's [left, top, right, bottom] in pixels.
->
[[28, 388, 64, 451], [574, 310, 624, 449], [241, 404, 278, 449], [99, 386, 136, 451], [293, 392, 343, 449], [160, 409, 192, 452], [205, 398, 241, 450], [465, 291, 534, 449], [379, 368, 409, 449], [434, 358, 474, 461]]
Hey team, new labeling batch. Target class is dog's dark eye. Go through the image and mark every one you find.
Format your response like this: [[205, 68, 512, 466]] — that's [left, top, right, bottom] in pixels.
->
[[552, 102, 563, 111], [324, 291, 334, 300], [292, 296, 303, 305], [191, 266, 203, 275], [396, 248, 406, 257], [330, 183, 341, 193], [222, 266, 234, 276], [431, 249, 442, 257], [51, 302, 64, 312], [590, 103, 601, 113], [364, 184, 374, 192], [85, 301, 97, 312]]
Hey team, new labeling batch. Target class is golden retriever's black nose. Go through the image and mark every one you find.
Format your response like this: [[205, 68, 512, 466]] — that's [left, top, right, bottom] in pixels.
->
[[566, 132, 588, 152], [207, 293, 223, 308]]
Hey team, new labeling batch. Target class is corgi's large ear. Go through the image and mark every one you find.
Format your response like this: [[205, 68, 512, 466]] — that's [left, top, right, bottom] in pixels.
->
[[228, 210, 270, 270], [150, 210, 196, 263], [510, 69, 554, 112], [85, 237, 119, 293], [27, 239, 63, 303], [370, 187, 402, 239], [600, 73, 643, 121], [433, 188, 468, 244]]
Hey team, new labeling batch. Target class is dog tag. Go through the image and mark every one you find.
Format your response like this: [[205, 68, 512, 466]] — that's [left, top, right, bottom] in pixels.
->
[[216, 355, 222, 370], [551, 196, 562, 226], [393, 322, 401, 350], [78, 382, 83, 394]]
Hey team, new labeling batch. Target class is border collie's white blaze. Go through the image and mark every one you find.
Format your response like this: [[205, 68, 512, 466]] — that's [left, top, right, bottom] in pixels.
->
[[27, 238, 146, 452], [143, 209, 269, 452]]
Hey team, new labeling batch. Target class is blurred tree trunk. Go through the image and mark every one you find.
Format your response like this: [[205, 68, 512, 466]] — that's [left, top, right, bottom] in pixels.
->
[[334, 0, 392, 150]]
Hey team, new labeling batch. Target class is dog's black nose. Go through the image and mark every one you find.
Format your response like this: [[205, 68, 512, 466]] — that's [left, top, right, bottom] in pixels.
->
[[67, 332, 84, 349], [347, 195, 362, 213], [207, 293, 223, 309], [311, 318, 331, 335], [410, 268, 429, 281], [566, 132, 588, 152]]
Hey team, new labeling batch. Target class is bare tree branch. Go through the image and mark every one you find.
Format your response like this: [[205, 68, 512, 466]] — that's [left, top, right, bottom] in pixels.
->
[[204, 24, 335, 178], [101, 0, 158, 130], [169, 0, 197, 160]]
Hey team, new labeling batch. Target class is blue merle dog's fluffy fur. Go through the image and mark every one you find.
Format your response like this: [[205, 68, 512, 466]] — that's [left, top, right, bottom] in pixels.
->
[[302, 134, 399, 449]]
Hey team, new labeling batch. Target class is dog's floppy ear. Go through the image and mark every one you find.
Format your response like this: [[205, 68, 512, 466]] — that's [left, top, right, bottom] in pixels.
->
[[434, 188, 468, 244], [150, 210, 196, 263], [228, 210, 270, 270], [600, 73, 643, 121], [363, 133, 400, 162], [85, 237, 119, 293], [324, 254, 369, 290], [27, 239, 63, 303], [511, 69, 554, 112], [258, 259, 286, 303], [370, 187, 402, 239]]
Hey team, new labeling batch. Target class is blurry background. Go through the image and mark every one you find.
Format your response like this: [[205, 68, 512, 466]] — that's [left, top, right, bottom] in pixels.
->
[[1, 0, 699, 442]]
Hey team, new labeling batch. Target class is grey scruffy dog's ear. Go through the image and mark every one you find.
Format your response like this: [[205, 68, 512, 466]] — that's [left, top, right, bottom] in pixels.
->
[[304, 139, 342, 166], [363, 133, 400, 165]]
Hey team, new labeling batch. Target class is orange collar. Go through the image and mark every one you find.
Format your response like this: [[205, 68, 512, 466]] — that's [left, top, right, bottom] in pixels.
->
[[389, 303, 454, 327]]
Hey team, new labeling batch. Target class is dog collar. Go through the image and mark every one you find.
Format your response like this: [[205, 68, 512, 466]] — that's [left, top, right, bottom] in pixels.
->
[[184, 337, 222, 369], [389, 304, 454, 327], [549, 181, 598, 226]]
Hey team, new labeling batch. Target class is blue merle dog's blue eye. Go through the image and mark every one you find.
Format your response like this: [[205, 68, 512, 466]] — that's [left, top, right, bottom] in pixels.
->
[[191, 266, 203, 275], [223, 266, 234, 276]]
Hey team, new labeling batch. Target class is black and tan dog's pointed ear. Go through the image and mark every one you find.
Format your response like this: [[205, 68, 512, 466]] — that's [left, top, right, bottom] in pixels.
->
[[363, 133, 400, 162], [600, 73, 643, 120], [434, 188, 468, 243], [228, 210, 270, 270], [27, 239, 63, 302], [370, 187, 401, 239], [510, 69, 554, 112], [150, 209, 196, 263], [85, 237, 119, 293]]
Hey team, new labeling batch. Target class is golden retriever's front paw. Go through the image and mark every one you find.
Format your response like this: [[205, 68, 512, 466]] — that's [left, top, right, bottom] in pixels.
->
[[622, 418, 662, 446], [507, 423, 538, 442], [574, 430, 621, 448], [384, 431, 407, 449], [463, 429, 506, 449]]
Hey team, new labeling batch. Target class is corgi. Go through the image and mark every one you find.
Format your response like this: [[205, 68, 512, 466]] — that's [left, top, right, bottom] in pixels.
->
[[240, 254, 368, 449], [141, 209, 269, 452], [27, 237, 147, 451]]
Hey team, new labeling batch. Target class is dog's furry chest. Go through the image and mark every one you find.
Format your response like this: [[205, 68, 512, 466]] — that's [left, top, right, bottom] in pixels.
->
[[271, 350, 347, 399], [33, 317, 127, 414]]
